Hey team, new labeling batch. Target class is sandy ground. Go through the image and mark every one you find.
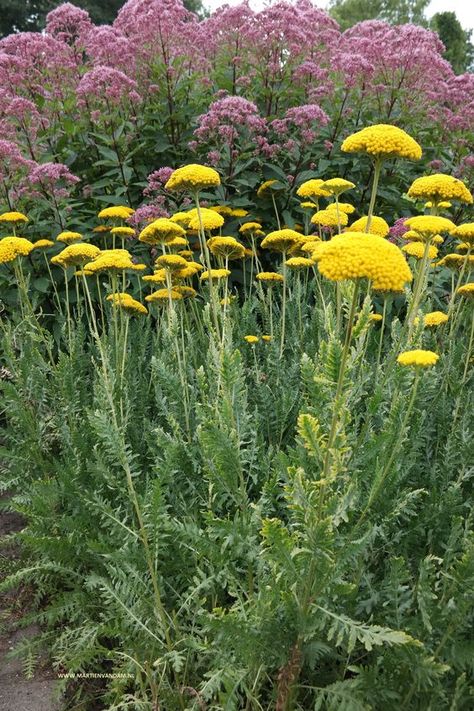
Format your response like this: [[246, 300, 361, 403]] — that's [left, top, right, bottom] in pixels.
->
[[0, 505, 62, 711]]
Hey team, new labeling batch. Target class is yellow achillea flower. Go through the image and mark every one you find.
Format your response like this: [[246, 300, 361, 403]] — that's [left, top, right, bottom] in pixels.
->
[[262, 335, 272, 342], [301, 239, 321, 255], [170, 211, 192, 227], [110, 226, 135, 237], [51, 243, 101, 267], [139, 218, 186, 245], [397, 349, 439, 367], [208, 236, 245, 260], [178, 249, 193, 258], [457, 283, 474, 298], [244, 335, 259, 344], [106, 292, 148, 315], [165, 164, 221, 192], [146, 288, 183, 302], [408, 174, 472, 204], [173, 285, 197, 298], [143, 271, 167, 284], [316, 232, 413, 292], [0, 236, 34, 263], [402, 242, 438, 260], [322, 178, 355, 195], [261, 229, 302, 252], [456, 242, 470, 253], [453, 223, 474, 245], [0, 211, 28, 223], [256, 271, 284, 283], [84, 250, 146, 274], [98, 205, 135, 220], [311, 209, 348, 228], [93, 225, 110, 233], [369, 313, 383, 322], [285, 256, 314, 269], [174, 266, 200, 279], [346, 215, 389, 237], [403, 215, 456, 238], [327, 202, 355, 214], [438, 253, 474, 269], [431, 235, 444, 245], [209, 205, 233, 216], [231, 208, 248, 217], [187, 208, 224, 231], [421, 311, 449, 327], [239, 221, 263, 235], [296, 179, 330, 199], [342, 124, 422, 161], [200, 268, 231, 280], [31, 239, 54, 250], [257, 179, 279, 198], [167, 236, 188, 249], [300, 201, 318, 209], [155, 254, 189, 271], [56, 231, 82, 244]]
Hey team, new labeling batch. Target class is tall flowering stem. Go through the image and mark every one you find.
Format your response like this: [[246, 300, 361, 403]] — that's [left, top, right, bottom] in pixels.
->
[[279, 253, 288, 358], [365, 158, 383, 234]]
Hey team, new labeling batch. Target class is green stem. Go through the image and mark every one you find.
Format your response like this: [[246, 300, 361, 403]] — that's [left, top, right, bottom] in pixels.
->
[[366, 158, 383, 233]]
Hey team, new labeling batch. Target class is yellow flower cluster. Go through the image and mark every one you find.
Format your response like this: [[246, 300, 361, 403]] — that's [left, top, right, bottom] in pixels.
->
[[165, 164, 221, 192], [342, 124, 422, 160], [98, 206, 135, 220], [110, 226, 135, 237], [425, 201, 451, 209], [311, 209, 348, 228], [256, 271, 284, 283], [146, 288, 183, 302], [296, 179, 330, 199], [239, 222, 263, 235], [106, 292, 148, 315], [84, 249, 146, 274], [32, 239, 54, 250], [437, 253, 470, 269], [200, 268, 231, 281], [57, 231, 82, 244], [421, 311, 449, 327], [316, 232, 413, 292], [187, 208, 224, 231], [170, 211, 192, 227], [397, 349, 439, 367], [327, 202, 355, 214], [208, 236, 245, 260], [346, 215, 389, 237], [0, 211, 28, 223], [139, 218, 186, 245], [408, 174, 472, 204], [323, 178, 355, 195], [51, 243, 101, 268], [403, 215, 456, 238], [261, 229, 301, 252], [0, 236, 34, 263], [285, 256, 314, 269], [155, 254, 189, 271], [453, 223, 474, 245], [244, 335, 259, 344], [402, 242, 438, 260], [457, 283, 474, 298]]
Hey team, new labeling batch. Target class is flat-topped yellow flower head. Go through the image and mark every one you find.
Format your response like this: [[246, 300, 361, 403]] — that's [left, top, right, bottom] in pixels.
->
[[316, 232, 412, 292], [170, 211, 192, 227], [311, 209, 348, 228], [208, 236, 245, 260], [457, 283, 474, 298], [346, 215, 389, 237], [322, 178, 355, 196], [408, 174, 472, 204], [327, 202, 355, 214], [257, 179, 279, 198], [296, 179, 330, 200], [0, 211, 28, 224], [402, 242, 438, 260], [110, 226, 135, 237], [397, 349, 439, 367], [239, 222, 263, 235], [342, 124, 422, 161], [139, 218, 186, 245], [155, 254, 189, 271], [0, 236, 34, 263], [421, 311, 449, 327], [261, 229, 302, 253], [56, 231, 82, 244], [403, 215, 456, 238], [51, 243, 101, 268], [285, 256, 315, 269], [145, 288, 183, 302], [453, 223, 474, 245], [106, 293, 148, 315], [256, 271, 284, 283], [187, 208, 224, 231], [98, 205, 134, 220], [244, 335, 259, 344], [84, 250, 145, 273], [31, 239, 54, 250], [165, 164, 221, 192], [200, 268, 231, 280]]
